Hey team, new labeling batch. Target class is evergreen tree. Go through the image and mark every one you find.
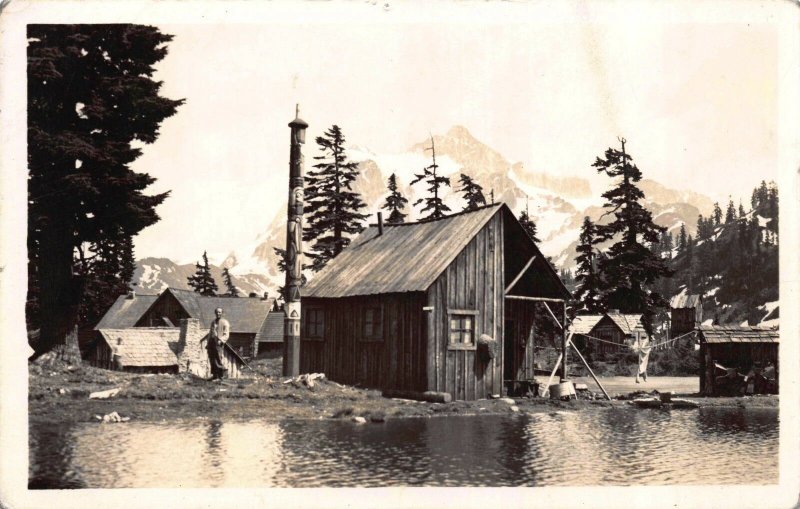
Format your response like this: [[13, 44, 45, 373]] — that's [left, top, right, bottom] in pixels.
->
[[222, 267, 240, 297], [457, 173, 486, 211], [678, 223, 687, 251], [411, 136, 451, 221], [592, 138, 673, 333], [381, 173, 408, 224], [27, 25, 183, 355], [738, 201, 746, 219], [518, 206, 540, 243], [304, 125, 369, 272], [573, 216, 603, 314], [713, 202, 722, 225], [766, 182, 778, 234], [78, 233, 137, 329], [187, 251, 218, 296], [725, 198, 736, 224]]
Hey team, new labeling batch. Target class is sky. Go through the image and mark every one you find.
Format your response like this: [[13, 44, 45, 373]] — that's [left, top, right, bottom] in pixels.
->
[[119, 6, 780, 263]]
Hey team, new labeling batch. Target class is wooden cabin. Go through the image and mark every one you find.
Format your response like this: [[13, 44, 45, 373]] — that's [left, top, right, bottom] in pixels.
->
[[570, 311, 646, 354], [92, 319, 244, 378], [670, 293, 703, 338], [300, 203, 572, 401], [697, 325, 779, 396], [133, 288, 273, 358], [254, 311, 285, 358]]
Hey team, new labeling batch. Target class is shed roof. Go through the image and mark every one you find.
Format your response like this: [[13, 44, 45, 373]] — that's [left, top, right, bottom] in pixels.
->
[[94, 293, 159, 330], [162, 289, 273, 334], [698, 325, 779, 344], [569, 315, 604, 335], [97, 328, 188, 367], [606, 313, 646, 335], [256, 311, 285, 343], [670, 293, 702, 309], [304, 203, 570, 299]]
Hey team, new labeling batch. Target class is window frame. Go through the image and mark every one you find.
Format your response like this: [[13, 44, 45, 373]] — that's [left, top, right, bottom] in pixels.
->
[[361, 304, 384, 342], [304, 306, 325, 341], [447, 309, 479, 351]]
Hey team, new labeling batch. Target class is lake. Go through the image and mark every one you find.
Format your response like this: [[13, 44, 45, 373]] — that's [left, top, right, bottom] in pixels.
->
[[29, 406, 778, 488]]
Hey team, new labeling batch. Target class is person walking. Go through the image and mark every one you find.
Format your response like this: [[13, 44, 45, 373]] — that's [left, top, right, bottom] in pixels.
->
[[208, 307, 230, 381]]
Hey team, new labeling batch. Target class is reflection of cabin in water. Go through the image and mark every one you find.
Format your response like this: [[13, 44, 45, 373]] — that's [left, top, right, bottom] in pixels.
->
[[300, 203, 572, 401]]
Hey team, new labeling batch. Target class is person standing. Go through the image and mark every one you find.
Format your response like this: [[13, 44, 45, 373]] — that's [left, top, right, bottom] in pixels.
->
[[208, 307, 230, 381]]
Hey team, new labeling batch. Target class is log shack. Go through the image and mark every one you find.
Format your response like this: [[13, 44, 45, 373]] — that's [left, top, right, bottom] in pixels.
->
[[569, 311, 646, 354], [697, 324, 779, 396], [300, 203, 572, 400]]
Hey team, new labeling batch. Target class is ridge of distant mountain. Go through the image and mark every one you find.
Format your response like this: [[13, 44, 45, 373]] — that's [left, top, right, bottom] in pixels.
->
[[135, 125, 716, 293]]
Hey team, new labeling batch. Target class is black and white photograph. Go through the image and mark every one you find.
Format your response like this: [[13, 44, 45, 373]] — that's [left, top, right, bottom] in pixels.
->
[[1, 1, 798, 507]]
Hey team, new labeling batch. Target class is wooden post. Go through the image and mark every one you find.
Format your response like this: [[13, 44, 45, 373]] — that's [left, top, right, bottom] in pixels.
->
[[560, 301, 567, 381], [283, 105, 308, 377], [568, 336, 611, 401]]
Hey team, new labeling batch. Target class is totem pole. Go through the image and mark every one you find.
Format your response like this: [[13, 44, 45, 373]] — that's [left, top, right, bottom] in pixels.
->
[[283, 105, 308, 376]]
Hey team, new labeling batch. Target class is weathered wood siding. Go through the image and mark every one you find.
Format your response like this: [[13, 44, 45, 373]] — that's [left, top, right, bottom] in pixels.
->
[[590, 317, 627, 354], [671, 307, 700, 337], [300, 293, 428, 392], [90, 339, 114, 370], [136, 293, 190, 328], [227, 332, 256, 358], [426, 212, 504, 400]]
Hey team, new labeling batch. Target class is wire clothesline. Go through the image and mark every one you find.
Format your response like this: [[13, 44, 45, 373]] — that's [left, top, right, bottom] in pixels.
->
[[566, 329, 697, 350]]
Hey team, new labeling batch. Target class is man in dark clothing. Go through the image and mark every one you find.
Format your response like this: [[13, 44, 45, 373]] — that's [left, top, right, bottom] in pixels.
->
[[208, 307, 230, 380]]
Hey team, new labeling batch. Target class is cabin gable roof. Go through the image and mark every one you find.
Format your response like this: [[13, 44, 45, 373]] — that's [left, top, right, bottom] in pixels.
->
[[94, 293, 159, 330], [304, 203, 571, 300]]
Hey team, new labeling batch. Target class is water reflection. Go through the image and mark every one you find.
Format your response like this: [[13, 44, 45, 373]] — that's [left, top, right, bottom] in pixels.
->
[[29, 407, 778, 488]]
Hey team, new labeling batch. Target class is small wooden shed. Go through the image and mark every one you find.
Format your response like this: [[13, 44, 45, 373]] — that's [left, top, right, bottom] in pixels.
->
[[697, 324, 779, 395], [300, 203, 571, 401], [670, 293, 703, 338]]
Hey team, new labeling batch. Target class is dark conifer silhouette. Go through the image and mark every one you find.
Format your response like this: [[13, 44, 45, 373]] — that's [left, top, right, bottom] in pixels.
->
[[573, 216, 603, 314], [304, 125, 369, 272], [187, 251, 218, 296], [381, 173, 409, 224], [411, 136, 451, 221], [457, 173, 486, 211]]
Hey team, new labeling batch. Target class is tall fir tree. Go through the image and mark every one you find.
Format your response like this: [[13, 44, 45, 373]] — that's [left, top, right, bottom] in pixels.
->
[[303, 125, 369, 272], [592, 138, 673, 333], [725, 198, 736, 224], [187, 251, 218, 296], [518, 206, 540, 243], [712, 202, 722, 225], [78, 233, 137, 329], [573, 216, 603, 314], [738, 201, 746, 219], [678, 223, 687, 251], [457, 173, 486, 211], [222, 267, 240, 297], [26, 25, 182, 355], [381, 173, 408, 224], [411, 136, 451, 221]]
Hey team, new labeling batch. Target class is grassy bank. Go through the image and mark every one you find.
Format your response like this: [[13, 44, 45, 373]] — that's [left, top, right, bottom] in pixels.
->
[[28, 357, 777, 425]]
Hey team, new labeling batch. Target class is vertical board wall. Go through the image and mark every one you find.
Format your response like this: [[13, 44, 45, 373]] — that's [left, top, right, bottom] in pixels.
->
[[426, 212, 504, 400]]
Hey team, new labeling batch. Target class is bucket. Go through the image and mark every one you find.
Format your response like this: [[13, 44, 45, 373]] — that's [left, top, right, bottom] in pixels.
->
[[549, 381, 576, 400]]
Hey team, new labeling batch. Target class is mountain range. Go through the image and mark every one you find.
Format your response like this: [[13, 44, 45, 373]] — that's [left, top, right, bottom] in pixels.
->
[[133, 126, 716, 296]]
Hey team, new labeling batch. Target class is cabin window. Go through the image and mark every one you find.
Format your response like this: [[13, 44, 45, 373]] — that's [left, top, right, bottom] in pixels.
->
[[448, 309, 478, 350], [362, 305, 383, 340], [305, 307, 325, 339]]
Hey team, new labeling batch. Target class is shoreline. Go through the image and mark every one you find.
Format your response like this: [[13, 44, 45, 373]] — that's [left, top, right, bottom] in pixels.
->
[[28, 360, 778, 426]]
